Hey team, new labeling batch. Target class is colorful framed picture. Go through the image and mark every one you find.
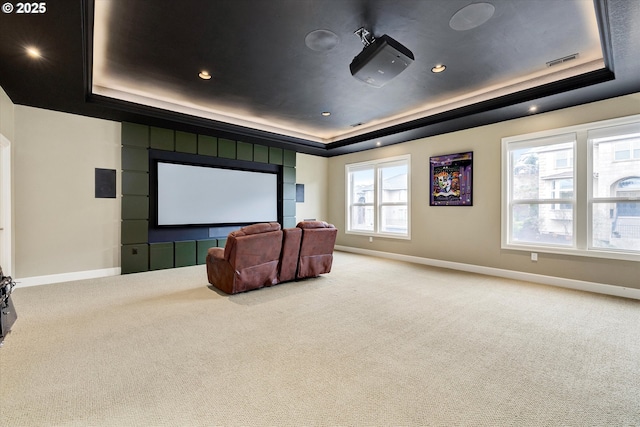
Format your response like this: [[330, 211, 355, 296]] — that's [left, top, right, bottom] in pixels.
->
[[429, 151, 473, 206]]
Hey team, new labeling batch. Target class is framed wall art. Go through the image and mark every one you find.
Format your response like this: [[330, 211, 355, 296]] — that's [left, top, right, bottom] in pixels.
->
[[429, 151, 473, 206]]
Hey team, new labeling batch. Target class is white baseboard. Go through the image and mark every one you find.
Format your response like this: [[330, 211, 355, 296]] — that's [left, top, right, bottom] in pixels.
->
[[14, 268, 121, 288], [335, 245, 640, 301]]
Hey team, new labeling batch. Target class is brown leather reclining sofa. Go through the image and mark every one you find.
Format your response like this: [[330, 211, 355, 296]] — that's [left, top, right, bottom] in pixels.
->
[[206, 221, 337, 294]]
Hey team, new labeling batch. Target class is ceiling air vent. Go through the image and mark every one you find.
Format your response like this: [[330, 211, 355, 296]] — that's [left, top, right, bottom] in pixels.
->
[[546, 53, 579, 67]]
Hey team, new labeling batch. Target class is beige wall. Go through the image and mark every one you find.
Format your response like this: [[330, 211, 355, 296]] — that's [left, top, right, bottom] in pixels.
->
[[14, 106, 121, 278], [328, 93, 640, 289], [5, 88, 639, 289], [295, 153, 329, 223]]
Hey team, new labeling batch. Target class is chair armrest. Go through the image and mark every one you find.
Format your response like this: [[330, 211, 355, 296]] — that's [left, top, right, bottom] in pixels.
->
[[207, 247, 225, 261]]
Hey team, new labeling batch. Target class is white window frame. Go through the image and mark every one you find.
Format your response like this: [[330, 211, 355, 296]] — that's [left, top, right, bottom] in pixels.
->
[[502, 114, 640, 261], [346, 154, 411, 239]]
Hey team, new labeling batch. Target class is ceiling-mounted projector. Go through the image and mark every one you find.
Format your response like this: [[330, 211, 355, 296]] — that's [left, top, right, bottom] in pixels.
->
[[350, 30, 414, 88]]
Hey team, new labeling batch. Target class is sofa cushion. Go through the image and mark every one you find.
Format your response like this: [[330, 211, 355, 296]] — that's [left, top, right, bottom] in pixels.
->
[[296, 220, 335, 230], [225, 222, 281, 260], [232, 222, 281, 236]]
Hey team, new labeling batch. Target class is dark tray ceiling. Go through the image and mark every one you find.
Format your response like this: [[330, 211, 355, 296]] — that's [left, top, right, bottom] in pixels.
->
[[0, 0, 639, 156]]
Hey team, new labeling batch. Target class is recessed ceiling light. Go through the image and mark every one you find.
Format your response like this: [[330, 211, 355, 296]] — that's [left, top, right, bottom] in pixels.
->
[[321, 111, 331, 117], [431, 64, 446, 73], [198, 71, 212, 80], [376, 141, 382, 146], [26, 46, 41, 58], [529, 106, 538, 113]]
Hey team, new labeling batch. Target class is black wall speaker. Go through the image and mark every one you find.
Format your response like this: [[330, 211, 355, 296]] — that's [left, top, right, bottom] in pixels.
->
[[95, 168, 116, 198]]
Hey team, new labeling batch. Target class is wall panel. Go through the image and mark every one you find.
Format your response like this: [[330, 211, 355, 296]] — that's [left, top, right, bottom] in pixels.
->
[[121, 123, 296, 274]]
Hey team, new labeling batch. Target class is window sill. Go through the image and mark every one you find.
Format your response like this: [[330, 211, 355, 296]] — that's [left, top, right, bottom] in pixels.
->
[[502, 242, 640, 262], [346, 230, 411, 240]]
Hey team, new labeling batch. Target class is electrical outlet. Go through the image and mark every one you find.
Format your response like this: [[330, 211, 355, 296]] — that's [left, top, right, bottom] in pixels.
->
[[531, 252, 538, 262], [369, 236, 373, 242]]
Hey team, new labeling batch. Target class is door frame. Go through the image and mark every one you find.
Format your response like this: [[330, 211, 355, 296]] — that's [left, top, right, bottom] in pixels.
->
[[0, 133, 12, 276]]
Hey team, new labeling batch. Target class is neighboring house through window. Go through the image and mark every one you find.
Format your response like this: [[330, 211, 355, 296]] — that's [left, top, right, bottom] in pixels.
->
[[346, 155, 410, 239], [502, 115, 640, 260]]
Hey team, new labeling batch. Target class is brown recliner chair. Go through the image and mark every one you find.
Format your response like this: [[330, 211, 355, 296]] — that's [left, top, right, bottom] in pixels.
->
[[206, 222, 283, 294], [296, 221, 337, 279]]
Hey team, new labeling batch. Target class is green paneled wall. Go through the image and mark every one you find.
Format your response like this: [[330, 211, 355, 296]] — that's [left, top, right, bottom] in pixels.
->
[[176, 131, 197, 154], [121, 122, 296, 274], [122, 123, 149, 148], [283, 183, 296, 200], [269, 147, 283, 165], [237, 141, 253, 161], [254, 145, 269, 163], [150, 127, 174, 151], [122, 123, 152, 274], [283, 166, 296, 183], [283, 200, 296, 217], [150, 242, 174, 270], [122, 195, 149, 220], [175, 241, 196, 267], [121, 220, 148, 245], [122, 146, 149, 171], [218, 138, 236, 159], [282, 217, 297, 228], [122, 171, 149, 195], [196, 239, 218, 265], [122, 244, 149, 274], [198, 135, 217, 156], [284, 149, 296, 167], [282, 164, 297, 229]]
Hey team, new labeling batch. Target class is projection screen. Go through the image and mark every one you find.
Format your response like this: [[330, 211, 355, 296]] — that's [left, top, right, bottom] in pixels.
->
[[156, 162, 278, 226]]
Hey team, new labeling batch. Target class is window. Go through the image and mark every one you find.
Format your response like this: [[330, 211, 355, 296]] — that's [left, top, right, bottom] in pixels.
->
[[346, 155, 410, 239], [505, 134, 576, 247], [502, 115, 640, 260], [589, 122, 640, 252], [613, 140, 640, 161]]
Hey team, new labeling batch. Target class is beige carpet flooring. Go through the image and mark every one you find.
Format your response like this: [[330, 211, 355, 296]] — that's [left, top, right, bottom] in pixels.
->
[[0, 251, 639, 426]]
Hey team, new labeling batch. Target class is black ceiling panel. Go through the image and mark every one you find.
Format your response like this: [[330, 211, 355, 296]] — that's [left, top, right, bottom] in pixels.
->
[[0, 0, 638, 156]]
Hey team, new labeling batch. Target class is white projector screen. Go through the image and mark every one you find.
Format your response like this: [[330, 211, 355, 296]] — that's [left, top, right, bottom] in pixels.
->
[[157, 162, 278, 226]]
